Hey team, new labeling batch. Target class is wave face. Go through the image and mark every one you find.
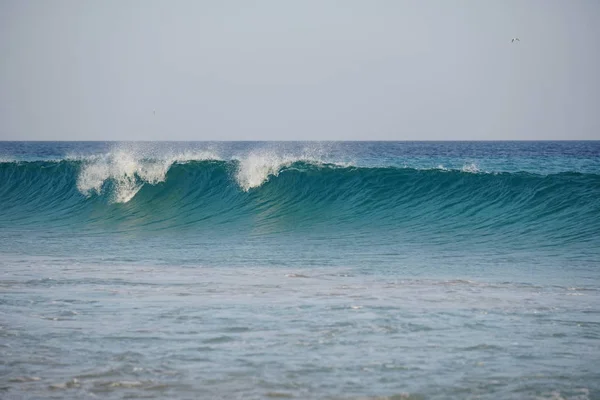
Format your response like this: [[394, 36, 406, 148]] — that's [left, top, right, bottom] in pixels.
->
[[1, 152, 599, 255]]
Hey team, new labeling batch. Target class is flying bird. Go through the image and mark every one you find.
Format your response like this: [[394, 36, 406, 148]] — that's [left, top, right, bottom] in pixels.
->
[[511, 38, 520, 43]]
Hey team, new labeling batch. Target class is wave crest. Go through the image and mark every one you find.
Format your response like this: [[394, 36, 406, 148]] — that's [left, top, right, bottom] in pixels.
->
[[1, 158, 599, 248], [234, 150, 341, 191], [74, 149, 222, 203], [76, 151, 170, 203]]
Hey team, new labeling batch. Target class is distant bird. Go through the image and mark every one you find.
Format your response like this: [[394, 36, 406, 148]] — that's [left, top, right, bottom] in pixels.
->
[[511, 38, 520, 43]]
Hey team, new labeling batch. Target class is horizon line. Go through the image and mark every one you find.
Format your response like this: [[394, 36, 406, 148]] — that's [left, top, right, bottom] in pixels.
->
[[2, 139, 600, 142]]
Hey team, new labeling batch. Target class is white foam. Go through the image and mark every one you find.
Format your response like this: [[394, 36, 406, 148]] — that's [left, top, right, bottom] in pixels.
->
[[233, 144, 342, 191], [461, 163, 480, 173], [77, 150, 168, 203], [235, 152, 296, 191], [75, 146, 222, 203], [74, 143, 351, 198]]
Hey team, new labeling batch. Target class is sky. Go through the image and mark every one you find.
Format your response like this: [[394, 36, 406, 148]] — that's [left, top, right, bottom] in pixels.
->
[[0, 0, 599, 141]]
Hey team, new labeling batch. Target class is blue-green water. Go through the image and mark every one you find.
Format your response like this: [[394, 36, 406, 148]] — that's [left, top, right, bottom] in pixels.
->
[[1, 141, 599, 399]]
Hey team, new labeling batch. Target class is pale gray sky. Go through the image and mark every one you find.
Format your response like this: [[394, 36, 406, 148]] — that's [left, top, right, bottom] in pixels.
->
[[1, 0, 599, 140]]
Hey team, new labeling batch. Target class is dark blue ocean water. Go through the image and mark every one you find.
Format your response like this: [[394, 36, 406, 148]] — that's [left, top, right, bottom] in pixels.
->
[[1, 141, 599, 399]]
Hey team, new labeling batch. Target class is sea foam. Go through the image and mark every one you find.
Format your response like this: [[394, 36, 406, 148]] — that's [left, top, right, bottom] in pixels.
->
[[75, 145, 334, 202], [75, 146, 221, 203], [233, 145, 348, 191]]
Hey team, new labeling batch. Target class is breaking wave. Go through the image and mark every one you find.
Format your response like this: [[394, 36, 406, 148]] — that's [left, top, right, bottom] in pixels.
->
[[0, 151, 599, 249]]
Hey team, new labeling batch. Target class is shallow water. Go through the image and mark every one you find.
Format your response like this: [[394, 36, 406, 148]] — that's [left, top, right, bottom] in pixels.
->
[[1, 141, 599, 399]]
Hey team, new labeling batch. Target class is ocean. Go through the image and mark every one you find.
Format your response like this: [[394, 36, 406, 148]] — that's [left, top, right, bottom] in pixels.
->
[[1, 141, 599, 399]]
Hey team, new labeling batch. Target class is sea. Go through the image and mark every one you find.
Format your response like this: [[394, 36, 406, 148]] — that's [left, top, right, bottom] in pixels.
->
[[1, 141, 599, 400]]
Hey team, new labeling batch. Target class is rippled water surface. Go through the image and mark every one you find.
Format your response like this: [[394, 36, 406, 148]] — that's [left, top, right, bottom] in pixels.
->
[[1, 141, 599, 399]]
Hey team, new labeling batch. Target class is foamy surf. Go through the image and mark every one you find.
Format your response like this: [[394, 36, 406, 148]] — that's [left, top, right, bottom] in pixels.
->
[[76, 151, 173, 203], [461, 163, 481, 173], [70, 143, 347, 201], [233, 149, 345, 191], [74, 147, 223, 203]]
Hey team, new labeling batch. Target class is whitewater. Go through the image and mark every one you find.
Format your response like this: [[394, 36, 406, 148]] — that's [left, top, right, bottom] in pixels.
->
[[1, 141, 599, 400]]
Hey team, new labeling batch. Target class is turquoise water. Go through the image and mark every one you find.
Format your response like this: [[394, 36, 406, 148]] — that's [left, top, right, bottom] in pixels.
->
[[1, 141, 599, 399]]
